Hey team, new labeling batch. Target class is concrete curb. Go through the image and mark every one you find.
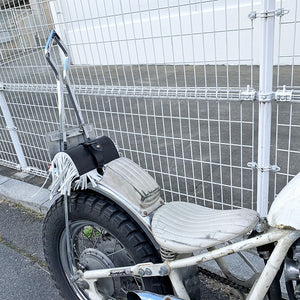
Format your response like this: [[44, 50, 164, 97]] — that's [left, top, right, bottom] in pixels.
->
[[0, 174, 53, 214]]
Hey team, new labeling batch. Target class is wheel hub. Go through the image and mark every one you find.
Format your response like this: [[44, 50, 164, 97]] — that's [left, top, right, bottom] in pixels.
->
[[79, 248, 120, 297]]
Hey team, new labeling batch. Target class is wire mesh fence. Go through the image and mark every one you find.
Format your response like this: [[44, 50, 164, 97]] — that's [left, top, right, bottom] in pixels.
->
[[0, 112, 19, 169], [0, 0, 298, 211], [271, 101, 300, 200], [270, 0, 300, 204]]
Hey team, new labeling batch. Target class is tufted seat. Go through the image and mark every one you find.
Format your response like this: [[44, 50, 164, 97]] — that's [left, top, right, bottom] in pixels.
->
[[151, 202, 259, 253]]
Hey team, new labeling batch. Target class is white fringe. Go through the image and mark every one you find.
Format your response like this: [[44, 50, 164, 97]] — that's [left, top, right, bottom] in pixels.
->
[[49, 152, 102, 197]]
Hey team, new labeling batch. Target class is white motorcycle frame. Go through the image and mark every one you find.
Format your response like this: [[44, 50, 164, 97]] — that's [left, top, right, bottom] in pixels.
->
[[77, 228, 300, 300]]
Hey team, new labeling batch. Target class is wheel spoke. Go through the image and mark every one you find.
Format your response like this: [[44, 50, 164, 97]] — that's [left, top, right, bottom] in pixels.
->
[[60, 220, 146, 299], [92, 228, 103, 248], [107, 247, 126, 257], [132, 276, 143, 290]]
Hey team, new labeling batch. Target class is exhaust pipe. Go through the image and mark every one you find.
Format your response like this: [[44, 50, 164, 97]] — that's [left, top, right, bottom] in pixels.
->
[[127, 291, 183, 300]]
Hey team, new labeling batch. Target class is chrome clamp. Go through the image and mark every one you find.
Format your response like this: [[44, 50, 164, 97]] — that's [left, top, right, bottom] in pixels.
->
[[247, 162, 280, 173], [248, 8, 289, 20]]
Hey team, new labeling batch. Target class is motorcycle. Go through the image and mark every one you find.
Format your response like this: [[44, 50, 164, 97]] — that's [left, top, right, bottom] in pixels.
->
[[42, 30, 300, 300]]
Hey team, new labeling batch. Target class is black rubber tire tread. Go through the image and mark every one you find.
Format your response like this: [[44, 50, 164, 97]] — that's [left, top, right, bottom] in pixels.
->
[[43, 190, 172, 300]]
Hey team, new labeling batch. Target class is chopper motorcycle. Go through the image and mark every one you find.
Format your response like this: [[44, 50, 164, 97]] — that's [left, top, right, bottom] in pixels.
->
[[42, 29, 300, 300]]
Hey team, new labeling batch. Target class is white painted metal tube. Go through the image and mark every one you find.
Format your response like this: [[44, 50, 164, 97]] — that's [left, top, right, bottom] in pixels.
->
[[168, 269, 190, 300], [256, 0, 276, 217], [82, 229, 291, 281], [169, 228, 290, 270], [247, 230, 300, 300], [83, 262, 164, 280], [0, 91, 27, 170]]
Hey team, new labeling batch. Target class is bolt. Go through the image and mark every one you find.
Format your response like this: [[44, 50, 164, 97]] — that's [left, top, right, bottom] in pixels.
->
[[275, 9, 283, 17], [138, 269, 145, 276], [255, 222, 264, 233], [145, 268, 152, 275], [77, 262, 87, 271], [159, 265, 169, 276], [248, 11, 256, 20], [271, 165, 280, 172]]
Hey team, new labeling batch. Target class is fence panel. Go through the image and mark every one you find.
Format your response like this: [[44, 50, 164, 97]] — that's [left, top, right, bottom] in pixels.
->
[[0, 0, 262, 209], [0, 107, 19, 169], [271, 0, 300, 204]]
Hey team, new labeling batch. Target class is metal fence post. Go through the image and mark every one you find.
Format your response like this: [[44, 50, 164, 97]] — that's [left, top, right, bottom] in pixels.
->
[[257, 0, 276, 217], [0, 90, 27, 170]]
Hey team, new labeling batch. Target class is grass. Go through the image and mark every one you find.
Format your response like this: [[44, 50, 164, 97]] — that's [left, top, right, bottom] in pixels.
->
[[14, 202, 44, 219], [0, 198, 45, 219], [0, 235, 48, 269]]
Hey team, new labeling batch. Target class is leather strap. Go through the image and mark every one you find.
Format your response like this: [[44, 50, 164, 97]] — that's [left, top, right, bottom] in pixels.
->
[[83, 140, 104, 169]]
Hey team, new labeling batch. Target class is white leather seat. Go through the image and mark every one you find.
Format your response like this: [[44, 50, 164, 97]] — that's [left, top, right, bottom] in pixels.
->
[[152, 202, 259, 253]]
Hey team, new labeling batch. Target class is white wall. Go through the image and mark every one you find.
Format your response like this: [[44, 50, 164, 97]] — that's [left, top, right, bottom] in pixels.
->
[[50, 0, 300, 66]]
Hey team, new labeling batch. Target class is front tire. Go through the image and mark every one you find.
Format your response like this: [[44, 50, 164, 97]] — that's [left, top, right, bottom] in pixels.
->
[[43, 190, 172, 299]]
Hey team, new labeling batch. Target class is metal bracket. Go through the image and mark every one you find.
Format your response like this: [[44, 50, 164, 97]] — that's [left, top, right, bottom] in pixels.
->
[[275, 85, 293, 102], [258, 92, 275, 103], [5, 126, 17, 131], [15, 164, 22, 171], [247, 162, 280, 173], [240, 85, 257, 101], [248, 8, 289, 20], [293, 242, 300, 263]]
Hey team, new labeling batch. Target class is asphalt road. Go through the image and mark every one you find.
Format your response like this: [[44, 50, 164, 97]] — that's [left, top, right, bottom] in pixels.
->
[[0, 243, 61, 300], [0, 200, 62, 300]]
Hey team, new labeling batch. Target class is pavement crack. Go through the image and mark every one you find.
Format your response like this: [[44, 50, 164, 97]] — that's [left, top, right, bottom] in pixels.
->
[[0, 236, 48, 271], [0, 178, 11, 185]]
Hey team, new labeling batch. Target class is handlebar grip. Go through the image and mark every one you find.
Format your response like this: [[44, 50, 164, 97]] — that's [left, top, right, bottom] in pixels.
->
[[45, 29, 55, 54], [45, 29, 69, 79]]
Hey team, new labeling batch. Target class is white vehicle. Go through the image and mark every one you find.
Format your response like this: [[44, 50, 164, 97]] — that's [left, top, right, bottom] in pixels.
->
[[42, 30, 300, 300]]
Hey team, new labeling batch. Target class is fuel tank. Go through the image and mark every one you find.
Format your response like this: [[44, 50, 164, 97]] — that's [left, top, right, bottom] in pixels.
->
[[268, 173, 300, 230]]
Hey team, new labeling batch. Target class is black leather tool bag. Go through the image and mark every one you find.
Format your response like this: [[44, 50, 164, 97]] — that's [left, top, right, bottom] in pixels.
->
[[64, 136, 119, 175]]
